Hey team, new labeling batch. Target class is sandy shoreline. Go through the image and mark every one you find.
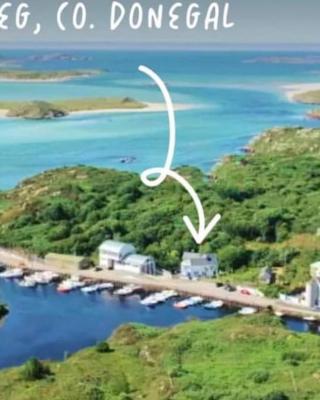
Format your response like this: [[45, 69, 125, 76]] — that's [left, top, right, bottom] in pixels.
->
[[0, 102, 193, 119], [283, 83, 320, 102]]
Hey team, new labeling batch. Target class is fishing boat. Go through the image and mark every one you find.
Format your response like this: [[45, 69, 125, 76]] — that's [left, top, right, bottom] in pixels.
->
[[30, 271, 59, 285], [303, 316, 317, 322], [0, 268, 23, 279], [140, 292, 169, 306], [204, 300, 224, 309], [81, 284, 99, 294], [57, 277, 85, 293], [173, 299, 190, 309], [114, 284, 140, 296], [238, 307, 257, 315], [274, 311, 284, 317], [160, 290, 179, 300], [140, 294, 162, 306], [18, 277, 37, 288], [96, 282, 114, 291]]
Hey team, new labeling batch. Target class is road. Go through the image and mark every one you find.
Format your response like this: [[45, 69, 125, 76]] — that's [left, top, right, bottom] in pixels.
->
[[0, 247, 319, 320]]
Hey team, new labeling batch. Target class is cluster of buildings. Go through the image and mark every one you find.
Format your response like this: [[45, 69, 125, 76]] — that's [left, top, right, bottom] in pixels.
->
[[98, 240, 219, 279]]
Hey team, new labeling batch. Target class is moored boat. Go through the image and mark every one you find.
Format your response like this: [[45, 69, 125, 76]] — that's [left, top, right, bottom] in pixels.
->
[[18, 277, 36, 288], [114, 284, 140, 296], [96, 282, 114, 291], [81, 284, 99, 294], [0, 268, 23, 279], [57, 277, 85, 293], [204, 300, 224, 309], [238, 307, 258, 315]]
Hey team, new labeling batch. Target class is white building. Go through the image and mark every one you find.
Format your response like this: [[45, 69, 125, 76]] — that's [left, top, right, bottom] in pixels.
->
[[310, 262, 320, 279], [99, 240, 156, 275], [305, 262, 320, 308], [180, 252, 218, 279], [118, 254, 156, 275], [305, 280, 319, 308]]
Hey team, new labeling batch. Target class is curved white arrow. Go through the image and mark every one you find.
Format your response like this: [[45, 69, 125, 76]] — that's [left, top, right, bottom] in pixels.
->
[[138, 65, 221, 245]]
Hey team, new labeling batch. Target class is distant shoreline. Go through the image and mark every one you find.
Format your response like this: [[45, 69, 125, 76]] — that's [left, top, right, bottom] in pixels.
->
[[0, 102, 193, 119], [0, 75, 93, 83]]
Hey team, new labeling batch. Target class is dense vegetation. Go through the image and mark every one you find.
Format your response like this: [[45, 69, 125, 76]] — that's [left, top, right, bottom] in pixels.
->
[[0, 97, 145, 119], [5, 101, 67, 120], [1, 127, 320, 293], [0, 314, 319, 399], [0, 69, 99, 81]]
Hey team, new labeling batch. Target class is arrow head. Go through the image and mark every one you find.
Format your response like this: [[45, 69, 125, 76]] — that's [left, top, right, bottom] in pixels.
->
[[183, 214, 221, 245]]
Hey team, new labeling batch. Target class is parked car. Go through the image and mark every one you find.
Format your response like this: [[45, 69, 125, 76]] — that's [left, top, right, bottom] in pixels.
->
[[223, 284, 236, 292]]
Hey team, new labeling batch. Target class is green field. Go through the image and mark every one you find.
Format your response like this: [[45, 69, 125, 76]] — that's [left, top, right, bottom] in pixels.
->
[[0, 127, 320, 294], [0, 314, 319, 400]]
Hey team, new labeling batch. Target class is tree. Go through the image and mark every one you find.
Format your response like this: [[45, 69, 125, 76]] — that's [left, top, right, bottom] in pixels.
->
[[96, 341, 112, 353], [20, 358, 50, 381]]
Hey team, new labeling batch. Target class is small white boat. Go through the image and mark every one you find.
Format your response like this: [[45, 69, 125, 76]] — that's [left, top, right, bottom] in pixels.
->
[[274, 311, 284, 317], [188, 296, 204, 306], [18, 277, 36, 288], [204, 300, 224, 309], [303, 316, 317, 322], [57, 277, 85, 293], [81, 284, 99, 294], [173, 299, 190, 309], [140, 292, 168, 306], [0, 268, 23, 279], [141, 295, 161, 306], [174, 296, 203, 309], [160, 290, 179, 300], [96, 282, 114, 291], [238, 307, 257, 315], [115, 284, 140, 296]]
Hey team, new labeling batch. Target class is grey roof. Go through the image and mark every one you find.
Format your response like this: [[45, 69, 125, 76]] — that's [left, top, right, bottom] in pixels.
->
[[124, 254, 154, 267], [182, 252, 216, 266], [99, 240, 135, 255]]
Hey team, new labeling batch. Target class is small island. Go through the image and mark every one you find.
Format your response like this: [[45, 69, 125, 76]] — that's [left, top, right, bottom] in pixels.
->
[[0, 69, 100, 82], [287, 86, 320, 120], [0, 97, 146, 120]]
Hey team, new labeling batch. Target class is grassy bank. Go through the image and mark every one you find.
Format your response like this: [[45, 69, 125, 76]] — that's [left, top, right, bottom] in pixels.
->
[[0, 127, 320, 293], [0, 314, 319, 400]]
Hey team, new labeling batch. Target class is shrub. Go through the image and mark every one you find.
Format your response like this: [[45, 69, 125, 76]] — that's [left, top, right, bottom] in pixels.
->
[[96, 341, 111, 353], [251, 369, 270, 384], [282, 351, 307, 366], [20, 358, 50, 381], [261, 391, 289, 400]]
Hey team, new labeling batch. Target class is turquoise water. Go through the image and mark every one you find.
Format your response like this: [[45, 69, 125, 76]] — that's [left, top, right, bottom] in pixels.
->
[[0, 50, 319, 189]]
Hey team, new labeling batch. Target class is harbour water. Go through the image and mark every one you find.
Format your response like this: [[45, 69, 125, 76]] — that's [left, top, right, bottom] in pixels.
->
[[0, 49, 319, 368], [0, 278, 316, 369]]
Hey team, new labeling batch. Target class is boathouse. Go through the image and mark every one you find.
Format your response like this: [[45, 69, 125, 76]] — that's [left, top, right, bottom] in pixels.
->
[[44, 253, 92, 271], [180, 252, 218, 279], [99, 240, 156, 275]]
